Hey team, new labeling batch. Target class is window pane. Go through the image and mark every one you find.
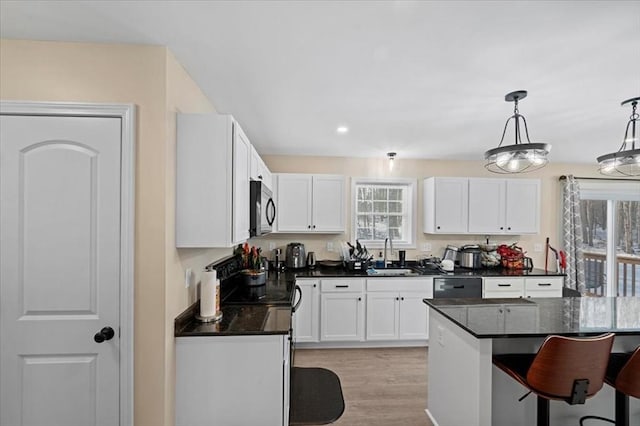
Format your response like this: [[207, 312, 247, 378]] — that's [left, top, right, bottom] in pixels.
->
[[357, 214, 371, 228], [373, 188, 387, 200], [390, 228, 402, 240], [389, 188, 402, 201], [615, 200, 639, 297], [580, 200, 607, 296], [373, 215, 388, 240], [357, 227, 372, 240], [389, 215, 402, 228], [357, 201, 372, 213], [373, 201, 388, 213], [388, 202, 402, 213], [358, 187, 372, 201]]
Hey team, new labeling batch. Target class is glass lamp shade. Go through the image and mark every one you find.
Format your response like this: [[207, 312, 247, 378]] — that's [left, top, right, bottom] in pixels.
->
[[597, 148, 640, 177], [484, 143, 551, 174]]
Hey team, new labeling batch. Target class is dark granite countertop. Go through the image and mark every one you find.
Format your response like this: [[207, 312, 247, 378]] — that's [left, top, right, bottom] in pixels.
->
[[175, 302, 291, 337], [424, 297, 640, 338], [174, 264, 565, 337]]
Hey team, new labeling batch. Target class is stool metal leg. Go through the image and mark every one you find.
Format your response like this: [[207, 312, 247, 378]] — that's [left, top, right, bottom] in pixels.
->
[[537, 396, 550, 426], [615, 391, 629, 426]]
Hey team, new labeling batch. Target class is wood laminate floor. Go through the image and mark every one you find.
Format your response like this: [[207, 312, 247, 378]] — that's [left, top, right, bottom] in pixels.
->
[[294, 347, 433, 426]]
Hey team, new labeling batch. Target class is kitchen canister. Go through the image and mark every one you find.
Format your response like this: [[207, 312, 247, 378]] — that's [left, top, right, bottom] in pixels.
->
[[197, 269, 222, 322]]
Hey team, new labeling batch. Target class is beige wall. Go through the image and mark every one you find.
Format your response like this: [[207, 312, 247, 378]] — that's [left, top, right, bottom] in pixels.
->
[[259, 155, 603, 270], [0, 39, 230, 426]]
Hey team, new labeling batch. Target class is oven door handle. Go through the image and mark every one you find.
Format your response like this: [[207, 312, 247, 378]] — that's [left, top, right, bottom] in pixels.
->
[[292, 285, 303, 313]]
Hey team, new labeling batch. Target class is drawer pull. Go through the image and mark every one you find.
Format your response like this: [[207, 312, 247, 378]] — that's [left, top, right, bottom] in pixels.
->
[[453, 285, 465, 289], [498, 284, 511, 287], [537, 283, 552, 287], [335, 285, 349, 288]]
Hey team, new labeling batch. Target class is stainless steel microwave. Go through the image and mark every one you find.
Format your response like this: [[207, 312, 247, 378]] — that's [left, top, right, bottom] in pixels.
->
[[250, 180, 275, 237]]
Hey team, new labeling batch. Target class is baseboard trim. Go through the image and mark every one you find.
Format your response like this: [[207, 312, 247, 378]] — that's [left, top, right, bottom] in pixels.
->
[[295, 340, 428, 349]]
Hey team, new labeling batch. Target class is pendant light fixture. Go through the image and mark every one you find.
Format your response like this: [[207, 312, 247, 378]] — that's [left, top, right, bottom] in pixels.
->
[[387, 152, 396, 171], [597, 97, 640, 177], [484, 90, 551, 174]]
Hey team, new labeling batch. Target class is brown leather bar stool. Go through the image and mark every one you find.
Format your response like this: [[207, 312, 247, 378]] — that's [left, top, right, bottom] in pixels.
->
[[580, 346, 640, 426], [493, 333, 615, 426]]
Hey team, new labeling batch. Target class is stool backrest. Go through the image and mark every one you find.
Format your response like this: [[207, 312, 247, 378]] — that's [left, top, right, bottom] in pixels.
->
[[527, 333, 615, 401], [616, 346, 640, 399]]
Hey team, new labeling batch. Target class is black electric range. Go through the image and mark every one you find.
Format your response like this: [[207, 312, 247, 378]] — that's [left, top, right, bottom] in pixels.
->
[[208, 254, 295, 306]]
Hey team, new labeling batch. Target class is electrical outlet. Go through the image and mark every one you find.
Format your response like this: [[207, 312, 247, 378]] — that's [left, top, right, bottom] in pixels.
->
[[534, 243, 543, 252], [327, 241, 334, 252], [268, 242, 276, 251], [184, 268, 192, 288], [421, 243, 432, 252]]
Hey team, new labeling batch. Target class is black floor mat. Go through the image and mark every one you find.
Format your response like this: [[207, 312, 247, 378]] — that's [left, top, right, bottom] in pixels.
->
[[289, 367, 345, 425]]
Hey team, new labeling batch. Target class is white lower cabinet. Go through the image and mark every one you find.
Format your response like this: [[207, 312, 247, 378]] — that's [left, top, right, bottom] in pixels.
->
[[524, 277, 564, 298], [320, 279, 365, 341], [366, 278, 433, 341], [293, 279, 320, 342], [483, 276, 563, 298], [466, 305, 539, 334], [176, 335, 290, 426]]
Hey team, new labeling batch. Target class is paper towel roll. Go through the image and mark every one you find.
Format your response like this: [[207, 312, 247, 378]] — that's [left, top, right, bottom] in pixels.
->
[[200, 270, 217, 318]]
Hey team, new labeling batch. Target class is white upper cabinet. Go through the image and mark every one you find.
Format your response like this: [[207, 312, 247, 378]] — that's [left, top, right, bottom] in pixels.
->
[[176, 113, 251, 247], [468, 178, 506, 233], [504, 179, 540, 234], [426, 177, 540, 235], [249, 145, 273, 190], [423, 177, 469, 234], [276, 174, 345, 233]]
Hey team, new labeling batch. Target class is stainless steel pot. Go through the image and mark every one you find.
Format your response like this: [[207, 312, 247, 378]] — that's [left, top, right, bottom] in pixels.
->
[[459, 245, 483, 269]]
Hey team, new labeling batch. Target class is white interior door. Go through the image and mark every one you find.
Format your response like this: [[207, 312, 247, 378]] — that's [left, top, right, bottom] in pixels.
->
[[1, 114, 122, 426]]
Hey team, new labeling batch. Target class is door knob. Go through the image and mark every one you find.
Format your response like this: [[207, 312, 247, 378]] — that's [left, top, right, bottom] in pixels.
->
[[94, 326, 115, 343]]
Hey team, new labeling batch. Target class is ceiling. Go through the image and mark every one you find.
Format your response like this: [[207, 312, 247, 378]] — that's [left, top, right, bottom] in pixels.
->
[[1, 1, 639, 164]]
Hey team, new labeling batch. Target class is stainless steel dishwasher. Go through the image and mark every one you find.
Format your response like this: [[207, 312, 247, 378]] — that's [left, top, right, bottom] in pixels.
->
[[433, 277, 482, 298]]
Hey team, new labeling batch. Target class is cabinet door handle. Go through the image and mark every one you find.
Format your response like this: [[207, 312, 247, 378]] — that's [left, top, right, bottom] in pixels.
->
[[312, 225, 316, 229], [498, 284, 511, 287], [437, 226, 441, 230], [358, 297, 362, 301], [507, 227, 511, 230], [500, 227, 504, 230], [258, 174, 263, 180], [308, 225, 311, 229], [506, 308, 511, 313], [396, 297, 399, 301], [498, 308, 503, 313], [538, 283, 552, 286], [313, 284, 317, 288], [335, 285, 349, 288], [400, 297, 404, 301]]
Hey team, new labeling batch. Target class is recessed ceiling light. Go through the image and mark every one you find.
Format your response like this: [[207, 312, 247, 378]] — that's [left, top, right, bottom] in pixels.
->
[[336, 126, 349, 134]]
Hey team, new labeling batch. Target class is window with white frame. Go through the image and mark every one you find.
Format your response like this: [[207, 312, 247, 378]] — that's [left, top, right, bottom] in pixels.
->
[[352, 178, 417, 248]]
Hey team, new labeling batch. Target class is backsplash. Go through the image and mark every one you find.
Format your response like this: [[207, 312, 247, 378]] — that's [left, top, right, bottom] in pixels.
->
[[250, 233, 554, 272]]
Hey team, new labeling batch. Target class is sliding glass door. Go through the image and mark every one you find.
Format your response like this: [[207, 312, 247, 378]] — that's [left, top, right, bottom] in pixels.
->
[[580, 197, 639, 297]]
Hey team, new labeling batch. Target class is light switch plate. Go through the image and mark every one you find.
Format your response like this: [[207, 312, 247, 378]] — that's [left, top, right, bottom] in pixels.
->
[[327, 241, 334, 252], [268, 242, 276, 251], [421, 243, 432, 252], [534, 243, 543, 252]]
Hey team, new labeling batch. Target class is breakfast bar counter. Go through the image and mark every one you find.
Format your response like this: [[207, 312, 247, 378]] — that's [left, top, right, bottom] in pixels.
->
[[423, 297, 640, 426]]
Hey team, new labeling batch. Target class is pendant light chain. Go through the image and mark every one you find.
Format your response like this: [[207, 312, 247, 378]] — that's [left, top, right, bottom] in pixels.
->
[[622, 100, 638, 151]]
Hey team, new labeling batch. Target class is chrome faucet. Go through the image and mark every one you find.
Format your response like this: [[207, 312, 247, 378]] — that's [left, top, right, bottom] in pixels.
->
[[384, 235, 393, 267]]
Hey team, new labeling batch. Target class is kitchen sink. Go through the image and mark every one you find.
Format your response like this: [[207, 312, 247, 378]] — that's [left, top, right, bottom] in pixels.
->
[[366, 268, 420, 276]]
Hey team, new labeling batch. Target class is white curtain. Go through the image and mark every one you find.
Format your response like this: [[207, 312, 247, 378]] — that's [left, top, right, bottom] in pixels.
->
[[561, 175, 586, 293]]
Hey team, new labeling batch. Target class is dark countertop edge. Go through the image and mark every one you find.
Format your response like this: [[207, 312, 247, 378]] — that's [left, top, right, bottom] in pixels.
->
[[423, 297, 640, 339], [176, 329, 290, 337], [289, 265, 565, 279]]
